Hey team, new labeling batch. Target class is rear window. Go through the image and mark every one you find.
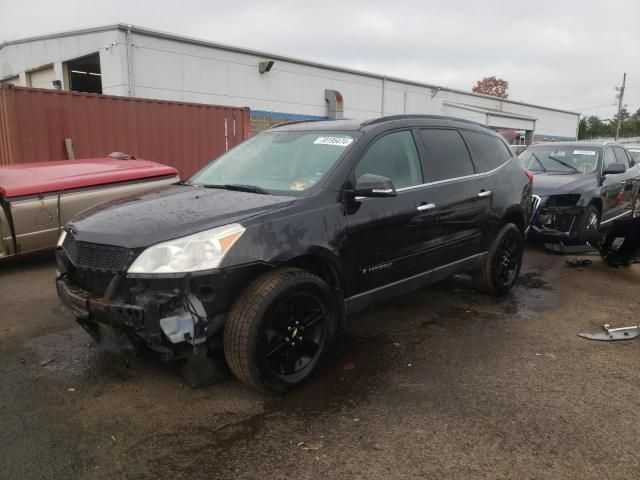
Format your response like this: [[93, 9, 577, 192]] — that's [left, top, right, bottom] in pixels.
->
[[419, 129, 475, 182], [461, 130, 512, 173]]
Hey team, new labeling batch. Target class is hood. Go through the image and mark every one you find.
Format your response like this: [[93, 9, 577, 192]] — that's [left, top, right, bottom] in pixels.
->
[[69, 185, 295, 248], [532, 172, 596, 197]]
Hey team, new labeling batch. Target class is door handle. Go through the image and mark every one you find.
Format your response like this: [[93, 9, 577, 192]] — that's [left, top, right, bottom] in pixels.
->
[[478, 190, 492, 197], [417, 203, 436, 211]]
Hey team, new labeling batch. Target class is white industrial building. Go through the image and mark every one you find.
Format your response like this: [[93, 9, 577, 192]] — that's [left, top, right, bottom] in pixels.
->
[[0, 24, 579, 141]]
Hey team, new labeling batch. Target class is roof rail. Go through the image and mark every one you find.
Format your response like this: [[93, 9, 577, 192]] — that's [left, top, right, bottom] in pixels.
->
[[270, 119, 321, 129], [360, 114, 484, 128]]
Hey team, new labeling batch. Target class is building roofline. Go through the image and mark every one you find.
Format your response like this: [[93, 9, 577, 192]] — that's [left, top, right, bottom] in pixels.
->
[[1, 23, 580, 117], [443, 101, 538, 121]]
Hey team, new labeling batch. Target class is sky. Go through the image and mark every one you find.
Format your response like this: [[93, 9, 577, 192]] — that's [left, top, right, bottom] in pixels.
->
[[1, 0, 638, 119]]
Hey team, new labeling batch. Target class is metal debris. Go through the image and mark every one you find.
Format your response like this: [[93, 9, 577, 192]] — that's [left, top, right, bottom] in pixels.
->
[[578, 324, 640, 341]]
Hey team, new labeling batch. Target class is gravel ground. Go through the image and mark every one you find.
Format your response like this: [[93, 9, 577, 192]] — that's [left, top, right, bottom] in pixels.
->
[[1, 246, 639, 480]]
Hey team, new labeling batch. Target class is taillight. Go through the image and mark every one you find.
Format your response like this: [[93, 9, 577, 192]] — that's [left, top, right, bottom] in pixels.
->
[[525, 170, 534, 183]]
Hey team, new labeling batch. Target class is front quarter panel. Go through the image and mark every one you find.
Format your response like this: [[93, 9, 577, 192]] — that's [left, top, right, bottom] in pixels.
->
[[220, 198, 348, 285]]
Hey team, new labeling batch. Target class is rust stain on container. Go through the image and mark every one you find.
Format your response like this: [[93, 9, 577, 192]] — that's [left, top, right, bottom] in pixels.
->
[[0, 85, 250, 177]]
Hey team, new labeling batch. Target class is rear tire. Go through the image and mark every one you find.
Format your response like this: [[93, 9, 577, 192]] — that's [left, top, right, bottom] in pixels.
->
[[223, 267, 337, 393], [472, 223, 523, 295]]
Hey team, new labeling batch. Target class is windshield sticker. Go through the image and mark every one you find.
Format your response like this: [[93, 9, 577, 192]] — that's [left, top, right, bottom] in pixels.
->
[[573, 150, 596, 156], [314, 136, 353, 147], [290, 179, 310, 191]]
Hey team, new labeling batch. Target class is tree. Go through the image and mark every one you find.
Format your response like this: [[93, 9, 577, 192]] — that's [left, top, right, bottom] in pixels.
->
[[578, 118, 588, 139], [472, 76, 509, 99]]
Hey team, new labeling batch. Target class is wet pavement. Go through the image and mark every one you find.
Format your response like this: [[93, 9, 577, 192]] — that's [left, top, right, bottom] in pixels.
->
[[1, 247, 640, 479]]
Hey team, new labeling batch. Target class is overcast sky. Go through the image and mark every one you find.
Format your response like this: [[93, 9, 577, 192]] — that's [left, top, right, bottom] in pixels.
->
[[1, 0, 638, 119]]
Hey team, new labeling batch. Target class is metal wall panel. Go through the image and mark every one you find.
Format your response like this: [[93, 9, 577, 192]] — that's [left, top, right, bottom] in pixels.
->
[[0, 85, 250, 177]]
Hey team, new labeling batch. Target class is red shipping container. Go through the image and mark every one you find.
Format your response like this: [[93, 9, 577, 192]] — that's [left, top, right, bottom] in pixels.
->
[[0, 85, 250, 177]]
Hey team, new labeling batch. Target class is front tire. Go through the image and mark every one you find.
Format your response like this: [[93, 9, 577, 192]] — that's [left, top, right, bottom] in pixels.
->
[[224, 268, 337, 393], [632, 194, 640, 218], [576, 205, 600, 245], [472, 223, 524, 295]]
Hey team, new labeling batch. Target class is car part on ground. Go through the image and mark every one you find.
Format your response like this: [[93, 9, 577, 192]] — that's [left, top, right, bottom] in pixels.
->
[[0, 157, 179, 259], [520, 142, 640, 244], [56, 115, 532, 392], [564, 258, 592, 269], [578, 324, 640, 341], [545, 216, 640, 267]]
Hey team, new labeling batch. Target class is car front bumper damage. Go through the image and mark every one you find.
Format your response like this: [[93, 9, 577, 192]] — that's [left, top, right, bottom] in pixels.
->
[[530, 205, 586, 242]]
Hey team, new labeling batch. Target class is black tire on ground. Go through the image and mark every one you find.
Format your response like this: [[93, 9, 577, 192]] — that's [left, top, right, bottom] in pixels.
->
[[576, 205, 600, 245], [472, 222, 524, 295], [223, 267, 337, 393]]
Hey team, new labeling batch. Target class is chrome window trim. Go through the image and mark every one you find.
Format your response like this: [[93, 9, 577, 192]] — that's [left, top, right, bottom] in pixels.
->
[[395, 158, 511, 193]]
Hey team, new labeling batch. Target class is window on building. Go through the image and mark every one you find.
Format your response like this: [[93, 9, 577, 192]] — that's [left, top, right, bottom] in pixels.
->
[[461, 130, 512, 173], [419, 129, 475, 182], [64, 53, 102, 94]]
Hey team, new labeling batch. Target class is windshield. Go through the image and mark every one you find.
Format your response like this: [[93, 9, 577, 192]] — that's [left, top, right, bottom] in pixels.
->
[[629, 149, 640, 164], [189, 131, 358, 195], [518, 146, 600, 174]]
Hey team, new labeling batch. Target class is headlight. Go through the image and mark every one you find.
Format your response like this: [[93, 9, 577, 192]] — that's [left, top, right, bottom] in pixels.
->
[[57, 230, 67, 248], [128, 223, 245, 274]]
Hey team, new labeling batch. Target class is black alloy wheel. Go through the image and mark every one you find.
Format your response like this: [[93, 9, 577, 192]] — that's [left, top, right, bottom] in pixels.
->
[[472, 222, 523, 295], [262, 291, 327, 380], [224, 268, 336, 392], [494, 228, 522, 288]]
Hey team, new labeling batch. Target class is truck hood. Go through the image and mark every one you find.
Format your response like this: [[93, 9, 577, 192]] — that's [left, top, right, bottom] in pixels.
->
[[532, 172, 596, 197], [68, 185, 295, 248]]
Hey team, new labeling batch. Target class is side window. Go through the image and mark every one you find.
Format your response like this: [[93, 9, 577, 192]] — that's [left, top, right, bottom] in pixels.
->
[[613, 147, 630, 168], [418, 129, 475, 182], [460, 130, 512, 173], [603, 148, 617, 168], [355, 131, 423, 189]]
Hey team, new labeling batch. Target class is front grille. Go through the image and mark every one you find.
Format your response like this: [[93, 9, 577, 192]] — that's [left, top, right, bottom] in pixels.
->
[[74, 269, 118, 297], [63, 235, 133, 273]]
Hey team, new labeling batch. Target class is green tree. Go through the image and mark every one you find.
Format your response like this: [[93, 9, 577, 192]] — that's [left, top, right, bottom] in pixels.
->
[[578, 118, 588, 139]]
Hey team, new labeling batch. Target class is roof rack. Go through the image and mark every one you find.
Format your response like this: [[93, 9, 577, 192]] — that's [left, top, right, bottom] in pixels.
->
[[270, 119, 321, 129], [360, 114, 484, 128]]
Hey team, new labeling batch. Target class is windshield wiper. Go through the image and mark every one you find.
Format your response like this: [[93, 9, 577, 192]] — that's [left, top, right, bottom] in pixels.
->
[[548, 155, 578, 173], [530, 152, 547, 173], [202, 184, 269, 194]]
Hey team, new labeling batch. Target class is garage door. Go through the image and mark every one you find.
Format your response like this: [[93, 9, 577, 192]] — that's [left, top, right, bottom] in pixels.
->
[[29, 66, 55, 89]]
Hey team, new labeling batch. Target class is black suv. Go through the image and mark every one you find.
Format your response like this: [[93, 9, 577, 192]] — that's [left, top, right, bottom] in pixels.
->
[[520, 141, 640, 243], [56, 115, 533, 392]]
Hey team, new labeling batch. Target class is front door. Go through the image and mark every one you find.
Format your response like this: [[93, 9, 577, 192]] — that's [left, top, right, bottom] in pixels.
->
[[602, 146, 627, 221], [343, 130, 432, 296]]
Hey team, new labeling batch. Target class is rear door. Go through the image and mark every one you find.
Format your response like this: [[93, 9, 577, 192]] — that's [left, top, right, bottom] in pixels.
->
[[414, 128, 489, 265]]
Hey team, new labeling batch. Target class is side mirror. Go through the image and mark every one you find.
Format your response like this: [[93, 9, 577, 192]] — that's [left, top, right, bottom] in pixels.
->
[[604, 163, 626, 175], [354, 173, 396, 197]]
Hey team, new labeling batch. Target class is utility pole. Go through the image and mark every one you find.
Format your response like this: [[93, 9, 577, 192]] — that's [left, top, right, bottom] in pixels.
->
[[615, 72, 626, 140]]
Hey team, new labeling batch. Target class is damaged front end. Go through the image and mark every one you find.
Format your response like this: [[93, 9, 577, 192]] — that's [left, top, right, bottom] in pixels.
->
[[530, 194, 586, 241], [55, 232, 264, 362]]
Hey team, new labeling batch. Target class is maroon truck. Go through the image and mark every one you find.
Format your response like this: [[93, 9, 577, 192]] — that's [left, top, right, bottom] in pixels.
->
[[0, 157, 179, 259]]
